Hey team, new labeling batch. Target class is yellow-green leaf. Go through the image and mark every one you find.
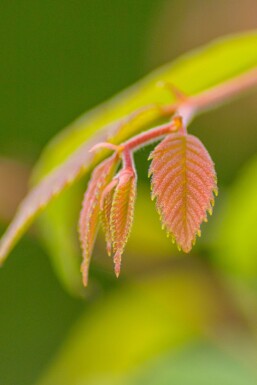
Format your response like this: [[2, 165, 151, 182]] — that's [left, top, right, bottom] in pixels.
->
[[215, 154, 257, 277]]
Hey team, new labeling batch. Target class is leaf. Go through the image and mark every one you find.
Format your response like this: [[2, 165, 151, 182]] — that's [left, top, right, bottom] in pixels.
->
[[38, 185, 84, 296], [130, 345, 257, 385], [215, 154, 257, 277], [0, 134, 96, 265], [149, 132, 217, 252], [1, 32, 257, 281], [35, 270, 222, 385], [79, 155, 119, 286], [110, 170, 137, 277], [100, 178, 118, 257]]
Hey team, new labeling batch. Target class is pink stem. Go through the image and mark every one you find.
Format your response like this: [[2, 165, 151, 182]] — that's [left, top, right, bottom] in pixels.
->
[[122, 148, 134, 170], [124, 119, 180, 152], [96, 67, 257, 167], [123, 67, 257, 153], [163, 67, 257, 116], [191, 67, 257, 111]]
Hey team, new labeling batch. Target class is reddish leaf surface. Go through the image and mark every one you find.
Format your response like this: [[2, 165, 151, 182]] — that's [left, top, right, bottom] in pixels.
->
[[149, 132, 217, 252], [79, 155, 119, 286], [110, 169, 137, 277], [100, 179, 118, 257]]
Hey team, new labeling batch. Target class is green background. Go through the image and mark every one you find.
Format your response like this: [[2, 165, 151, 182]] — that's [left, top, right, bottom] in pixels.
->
[[0, 1, 257, 385]]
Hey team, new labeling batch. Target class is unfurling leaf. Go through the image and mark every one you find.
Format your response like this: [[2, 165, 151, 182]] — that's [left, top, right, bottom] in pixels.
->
[[149, 132, 217, 252], [100, 178, 118, 257], [110, 169, 137, 277], [79, 155, 119, 286]]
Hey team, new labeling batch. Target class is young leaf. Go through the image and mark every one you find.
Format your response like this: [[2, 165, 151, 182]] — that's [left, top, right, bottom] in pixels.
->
[[110, 169, 137, 277], [149, 132, 217, 252], [100, 179, 118, 257], [79, 155, 119, 286]]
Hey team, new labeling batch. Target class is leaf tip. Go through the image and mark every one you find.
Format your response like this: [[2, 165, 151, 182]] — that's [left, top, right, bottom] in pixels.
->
[[113, 251, 121, 278], [106, 241, 112, 257], [81, 261, 89, 287]]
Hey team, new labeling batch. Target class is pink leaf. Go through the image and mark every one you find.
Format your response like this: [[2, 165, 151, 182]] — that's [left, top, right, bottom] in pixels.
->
[[79, 155, 119, 286], [100, 179, 118, 257], [110, 169, 137, 277], [149, 132, 218, 252]]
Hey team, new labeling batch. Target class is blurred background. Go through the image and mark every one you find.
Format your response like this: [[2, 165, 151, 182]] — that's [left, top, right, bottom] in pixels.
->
[[0, 1, 257, 384]]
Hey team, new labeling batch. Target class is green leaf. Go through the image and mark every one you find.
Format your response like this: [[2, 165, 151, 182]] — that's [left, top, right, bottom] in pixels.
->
[[215, 154, 257, 278], [129, 344, 257, 385], [0, 31, 257, 293], [36, 270, 225, 385], [38, 185, 84, 296], [36, 30, 257, 177]]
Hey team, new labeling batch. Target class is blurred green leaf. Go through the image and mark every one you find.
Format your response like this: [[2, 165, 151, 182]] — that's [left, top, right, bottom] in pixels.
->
[[36, 31, 257, 177], [36, 270, 225, 385], [128, 344, 257, 385], [127, 184, 175, 259], [38, 185, 84, 296], [215, 154, 257, 277]]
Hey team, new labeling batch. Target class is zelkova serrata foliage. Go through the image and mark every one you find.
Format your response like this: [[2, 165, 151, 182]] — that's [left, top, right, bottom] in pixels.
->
[[79, 106, 217, 286], [0, 46, 257, 287]]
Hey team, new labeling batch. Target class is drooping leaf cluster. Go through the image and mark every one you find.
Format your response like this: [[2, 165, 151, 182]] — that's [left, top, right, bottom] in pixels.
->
[[0, 32, 256, 287]]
